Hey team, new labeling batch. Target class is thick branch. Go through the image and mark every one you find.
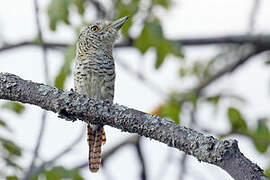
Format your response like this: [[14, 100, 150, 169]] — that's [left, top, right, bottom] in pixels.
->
[[0, 73, 268, 180]]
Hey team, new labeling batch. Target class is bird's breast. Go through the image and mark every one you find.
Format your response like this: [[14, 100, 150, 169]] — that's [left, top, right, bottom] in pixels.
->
[[74, 53, 115, 102]]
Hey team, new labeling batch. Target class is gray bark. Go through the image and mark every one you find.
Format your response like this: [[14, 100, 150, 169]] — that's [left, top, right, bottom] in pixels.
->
[[0, 72, 268, 180]]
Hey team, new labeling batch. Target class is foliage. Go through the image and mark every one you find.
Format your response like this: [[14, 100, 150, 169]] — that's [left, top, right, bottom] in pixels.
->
[[47, 0, 87, 31], [1, 102, 25, 114], [227, 107, 247, 133], [1, 0, 270, 178], [0, 103, 24, 178], [47, 0, 183, 90], [48, 0, 70, 31], [250, 119, 270, 153], [264, 166, 270, 178], [115, 0, 139, 37], [2, 0, 185, 178], [54, 45, 76, 89], [0, 130, 22, 178], [6, 176, 19, 180], [156, 94, 182, 124], [134, 20, 183, 68], [31, 166, 83, 180]]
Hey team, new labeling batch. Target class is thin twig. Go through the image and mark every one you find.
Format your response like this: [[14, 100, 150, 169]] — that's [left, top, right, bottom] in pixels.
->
[[179, 107, 197, 180], [179, 154, 188, 180], [135, 137, 147, 180], [116, 57, 167, 97], [74, 135, 139, 170], [248, 0, 261, 33], [23, 127, 85, 180], [154, 151, 173, 180], [43, 128, 85, 167], [25, 111, 47, 176], [196, 47, 265, 94], [24, 0, 49, 179], [91, 0, 107, 18], [34, 0, 49, 84]]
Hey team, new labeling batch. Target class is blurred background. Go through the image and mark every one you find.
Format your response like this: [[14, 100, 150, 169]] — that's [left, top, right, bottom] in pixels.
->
[[0, 0, 270, 179]]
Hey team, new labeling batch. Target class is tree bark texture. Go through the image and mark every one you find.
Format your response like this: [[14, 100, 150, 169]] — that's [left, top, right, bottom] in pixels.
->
[[0, 72, 268, 180]]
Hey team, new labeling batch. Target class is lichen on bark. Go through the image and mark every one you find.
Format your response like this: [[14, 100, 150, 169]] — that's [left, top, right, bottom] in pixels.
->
[[0, 72, 268, 180]]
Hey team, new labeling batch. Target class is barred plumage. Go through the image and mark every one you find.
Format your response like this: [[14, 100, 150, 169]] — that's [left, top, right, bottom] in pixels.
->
[[74, 16, 128, 173]]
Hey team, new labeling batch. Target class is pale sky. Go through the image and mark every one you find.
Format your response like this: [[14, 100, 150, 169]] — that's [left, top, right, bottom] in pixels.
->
[[0, 0, 270, 180]]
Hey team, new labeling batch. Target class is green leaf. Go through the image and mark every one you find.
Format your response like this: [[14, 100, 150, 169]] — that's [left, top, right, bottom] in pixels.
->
[[227, 107, 247, 132], [73, 0, 85, 15], [1, 102, 25, 114], [265, 167, 270, 178], [256, 119, 269, 136], [0, 118, 11, 132], [33, 35, 41, 45], [115, 0, 139, 36], [155, 40, 170, 68], [252, 119, 270, 153], [179, 67, 187, 77], [147, 20, 164, 39], [191, 61, 202, 76], [2, 139, 21, 156], [44, 166, 83, 180], [206, 95, 220, 105], [152, 0, 171, 8], [134, 20, 183, 69], [253, 138, 268, 153], [2, 157, 22, 170], [29, 176, 38, 180], [54, 45, 76, 89], [265, 60, 270, 65], [134, 22, 155, 53], [44, 170, 61, 180], [160, 97, 181, 124], [48, 0, 71, 31], [6, 176, 18, 180], [170, 41, 184, 58], [0, 119, 7, 128]]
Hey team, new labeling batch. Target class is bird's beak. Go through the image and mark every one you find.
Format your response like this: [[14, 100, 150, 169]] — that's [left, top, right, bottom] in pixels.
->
[[110, 16, 129, 30]]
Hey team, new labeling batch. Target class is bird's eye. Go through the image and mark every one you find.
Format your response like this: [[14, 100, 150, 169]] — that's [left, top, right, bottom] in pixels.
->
[[90, 25, 99, 32]]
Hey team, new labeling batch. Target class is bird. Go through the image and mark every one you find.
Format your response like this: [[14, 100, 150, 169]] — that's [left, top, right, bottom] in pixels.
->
[[74, 16, 129, 172]]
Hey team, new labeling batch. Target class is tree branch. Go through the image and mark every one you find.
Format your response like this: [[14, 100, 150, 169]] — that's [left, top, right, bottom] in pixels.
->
[[0, 41, 66, 53], [1, 34, 270, 53], [135, 137, 147, 180], [23, 128, 85, 180], [74, 135, 139, 170], [90, 0, 107, 18], [0, 39, 131, 53], [0, 72, 268, 180], [248, 0, 261, 32], [25, 0, 50, 178], [175, 34, 270, 48], [116, 57, 167, 97], [195, 47, 266, 93]]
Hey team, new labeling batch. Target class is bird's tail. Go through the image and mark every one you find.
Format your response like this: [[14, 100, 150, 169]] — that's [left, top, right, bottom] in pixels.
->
[[87, 123, 106, 172]]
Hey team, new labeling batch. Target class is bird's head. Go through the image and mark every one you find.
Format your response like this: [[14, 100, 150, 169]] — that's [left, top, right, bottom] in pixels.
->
[[77, 16, 129, 51]]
